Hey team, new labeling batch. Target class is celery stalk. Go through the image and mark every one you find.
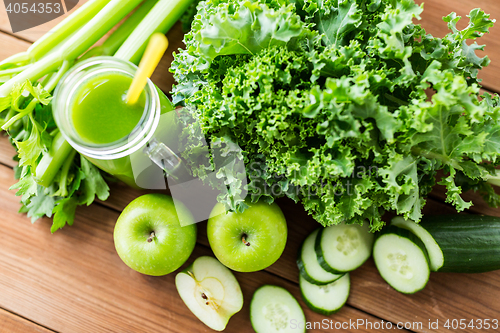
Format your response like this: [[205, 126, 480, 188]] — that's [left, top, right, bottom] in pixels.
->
[[81, 0, 159, 60], [64, 0, 144, 61], [30, 0, 113, 61], [0, 0, 112, 68], [35, 132, 74, 187], [115, 0, 194, 64], [8, 0, 192, 191], [19, 0, 144, 187], [0, 0, 143, 97], [32, 0, 159, 187], [45, 61, 71, 92]]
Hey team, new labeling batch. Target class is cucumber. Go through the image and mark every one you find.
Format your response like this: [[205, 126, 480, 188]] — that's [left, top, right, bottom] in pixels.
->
[[250, 285, 305, 333], [316, 222, 374, 273], [373, 226, 430, 294], [419, 214, 500, 273], [297, 229, 344, 285], [299, 273, 350, 315], [391, 216, 444, 272]]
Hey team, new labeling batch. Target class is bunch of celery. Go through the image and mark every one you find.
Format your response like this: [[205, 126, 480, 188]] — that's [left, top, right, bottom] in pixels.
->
[[0, 0, 193, 232]]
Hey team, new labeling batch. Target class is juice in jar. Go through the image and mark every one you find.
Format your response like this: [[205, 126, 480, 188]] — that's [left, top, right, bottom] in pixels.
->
[[71, 73, 146, 145], [68, 70, 175, 188]]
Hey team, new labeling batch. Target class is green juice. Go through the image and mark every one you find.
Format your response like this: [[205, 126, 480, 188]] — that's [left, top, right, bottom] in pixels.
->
[[71, 73, 146, 145], [70, 72, 175, 188]]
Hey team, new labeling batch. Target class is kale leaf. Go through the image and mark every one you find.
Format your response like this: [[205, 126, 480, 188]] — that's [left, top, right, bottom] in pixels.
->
[[172, 0, 499, 231]]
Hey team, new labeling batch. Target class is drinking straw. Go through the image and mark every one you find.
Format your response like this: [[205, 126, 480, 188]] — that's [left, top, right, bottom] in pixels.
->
[[126, 33, 168, 105]]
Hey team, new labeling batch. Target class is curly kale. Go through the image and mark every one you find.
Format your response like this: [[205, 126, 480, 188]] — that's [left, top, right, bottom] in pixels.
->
[[171, 0, 500, 231]]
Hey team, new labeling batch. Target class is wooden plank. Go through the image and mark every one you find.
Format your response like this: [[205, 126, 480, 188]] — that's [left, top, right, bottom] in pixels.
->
[[2, 129, 496, 332], [0, 33, 29, 61], [0, 308, 53, 333], [0, 163, 385, 333], [430, 183, 500, 217], [416, 0, 500, 92], [0, 135, 16, 168], [96, 182, 500, 332], [0, 0, 500, 331], [8, 168, 494, 332]]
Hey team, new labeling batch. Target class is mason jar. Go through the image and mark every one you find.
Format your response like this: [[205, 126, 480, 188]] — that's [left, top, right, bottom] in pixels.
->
[[53, 56, 182, 189]]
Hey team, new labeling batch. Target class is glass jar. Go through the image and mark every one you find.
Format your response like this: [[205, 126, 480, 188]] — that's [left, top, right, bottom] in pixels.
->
[[53, 56, 180, 189], [53, 57, 248, 224]]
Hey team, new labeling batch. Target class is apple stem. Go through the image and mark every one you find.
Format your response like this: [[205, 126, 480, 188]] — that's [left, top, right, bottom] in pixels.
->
[[147, 231, 156, 243], [242, 234, 251, 247]]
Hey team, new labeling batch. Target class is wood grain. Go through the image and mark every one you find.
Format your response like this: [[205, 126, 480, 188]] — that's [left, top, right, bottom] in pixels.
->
[[0, 163, 386, 333], [0, 135, 16, 168], [3, 126, 498, 332], [431, 184, 500, 218], [416, 0, 500, 93], [0, 33, 29, 60], [0, 308, 52, 333], [1, 0, 500, 332]]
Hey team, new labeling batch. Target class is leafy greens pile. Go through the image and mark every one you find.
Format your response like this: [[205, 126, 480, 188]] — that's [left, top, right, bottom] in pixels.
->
[[172, 0, 500, 231], [1, 81, 111, 233]]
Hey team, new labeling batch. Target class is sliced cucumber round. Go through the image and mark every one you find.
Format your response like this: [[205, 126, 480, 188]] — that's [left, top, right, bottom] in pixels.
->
[[297, 229, 344, 285], [316, 222, 374, 273], [391, 216, 444, 272], [373, 226, 430, 294], [250, 285, 305, 333], [300, 273, 350, 315]]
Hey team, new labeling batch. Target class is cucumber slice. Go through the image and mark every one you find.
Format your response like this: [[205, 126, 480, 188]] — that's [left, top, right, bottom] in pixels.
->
[[373, 226, 430, 294], [250, 285, 305, 333], [300, 273, 350, 315], [391, 216, 444, 272], [297, 229, 344, 285], [316, 222, 374, 273]]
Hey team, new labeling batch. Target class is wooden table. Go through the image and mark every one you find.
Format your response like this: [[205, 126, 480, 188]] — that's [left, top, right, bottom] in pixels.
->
[[0, 1, 499, 332]]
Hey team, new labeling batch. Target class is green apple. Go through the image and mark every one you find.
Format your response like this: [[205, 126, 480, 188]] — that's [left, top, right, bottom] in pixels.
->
[[175, 256, 243, 331], [207, 201, 287, 272], [113, 194, 197, 276]]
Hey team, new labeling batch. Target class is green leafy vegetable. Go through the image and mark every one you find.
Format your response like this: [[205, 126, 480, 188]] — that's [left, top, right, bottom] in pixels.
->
[[172, 0, 500, 231], [1, 0, 194, 232], [52, 197, 78, 233]]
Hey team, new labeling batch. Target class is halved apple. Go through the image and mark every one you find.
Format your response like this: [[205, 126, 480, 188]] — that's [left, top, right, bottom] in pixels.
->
[[175, 256, 243, 331]]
